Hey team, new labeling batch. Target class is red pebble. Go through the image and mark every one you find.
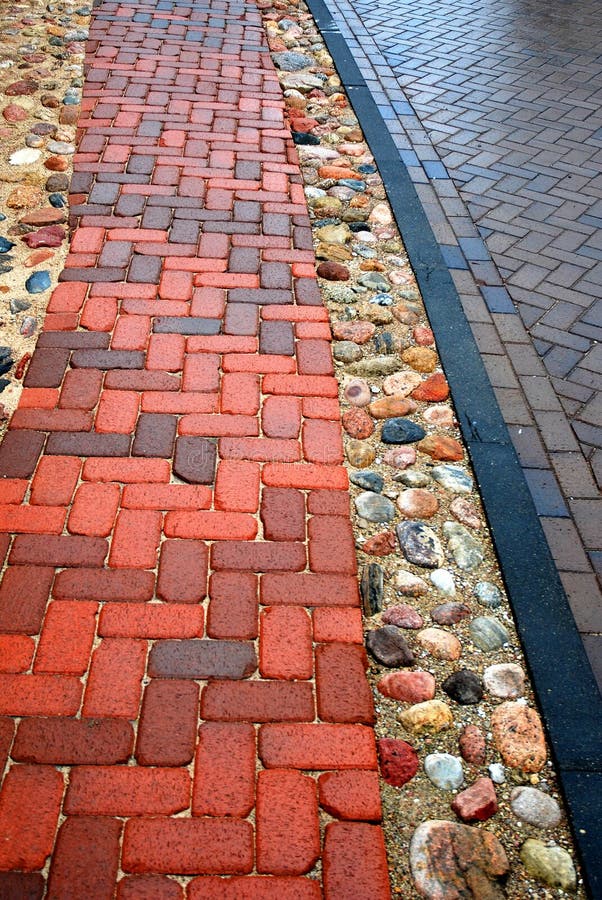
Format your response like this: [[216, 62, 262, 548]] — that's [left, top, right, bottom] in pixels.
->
[[377, 738, 419, 786], [451, 777, 498, 822]]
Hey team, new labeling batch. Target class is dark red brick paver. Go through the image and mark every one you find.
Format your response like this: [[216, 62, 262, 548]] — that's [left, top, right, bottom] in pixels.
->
[[0, 0, 390, 894]]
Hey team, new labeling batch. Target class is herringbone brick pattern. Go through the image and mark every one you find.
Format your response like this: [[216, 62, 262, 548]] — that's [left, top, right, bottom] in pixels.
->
[[321, 0, 602, 685], [356, 0, 602, 438]]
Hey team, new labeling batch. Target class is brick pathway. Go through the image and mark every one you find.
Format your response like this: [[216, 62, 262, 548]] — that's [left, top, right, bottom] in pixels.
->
[[0, 0, 390, 894], [312, 0, 602, 687]]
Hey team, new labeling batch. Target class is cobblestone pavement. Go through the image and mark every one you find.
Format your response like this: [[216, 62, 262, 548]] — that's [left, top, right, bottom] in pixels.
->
[[317, 0, 602, 687], [0, 0, 392, 893]]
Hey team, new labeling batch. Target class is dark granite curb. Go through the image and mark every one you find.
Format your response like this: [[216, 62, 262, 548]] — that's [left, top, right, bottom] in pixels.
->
[[304, 0, 602, 893]]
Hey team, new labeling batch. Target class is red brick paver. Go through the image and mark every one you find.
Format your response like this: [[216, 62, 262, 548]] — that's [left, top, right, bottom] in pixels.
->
[[0, 0, 390, 894]]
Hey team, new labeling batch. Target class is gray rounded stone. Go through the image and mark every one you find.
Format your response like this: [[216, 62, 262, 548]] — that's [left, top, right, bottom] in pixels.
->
[[394, 470, 431, 488], [424, 753, 464, 790], [354, 491, 395, 523], [272, 51, 314, 70], [431, 465, 473, 494], [350, 470, 384, 493], [470, 617, 510, 652], [333, 340, 363, 362], [474, 581, 503, 609], [430, 569, 456, 597], [396, 521, 444, 569], [443, 522, 485, 571], [510, 787, 562, 829], [358, 271, 390, 291]]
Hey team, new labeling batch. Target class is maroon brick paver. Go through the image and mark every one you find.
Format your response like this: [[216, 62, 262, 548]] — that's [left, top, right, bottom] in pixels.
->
[[0, 0, 390, 893]]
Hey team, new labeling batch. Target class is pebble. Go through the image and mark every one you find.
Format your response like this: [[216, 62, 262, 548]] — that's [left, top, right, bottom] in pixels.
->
[[21, 225, 64, 248], [382, 604, 423, 629], [342, 406, 374, 438], [520, 840, 576, 891], [317, 260, 349, 280], [402, 346, 437, 372], [383, 446, 417, 470], [315, 222, 350, 243], [431, 601, 472, 624], [46, 173, 69, 191], [510, 786, 562, 828], [331, 320, 375, 343], [0, 238, 14, 253], [25, 271, 51, 293], [360, 563, 383, 615], [333, 340, 362, 363], [410, 821, 509, 899], [451, 777, 498, 822], [411, 372, 450, 401], [368, 202, 392, 225], [2, 103, 27, 122], [396, 521, 444, 569], [47, 139, 74, 154], [431, 465, 473, 494], [491, 702, 547, 772], [442, 669, 484, 705], [396, 488, 438, 518], [358, 271, 389, 291], [394, 570, 429, 597], [399, 700, 453, 734], [381, 417, 426, 444], [459, 725, 487, 765], [489, 763, 506, 784], [424, 753, 464, 791], [362, 530, 397, 556], [430, 570, 456, 597], [413, 325, 434, 345], [443, 522, 485, 571], [354, 490, 395, 522], [417, 628, 462, 662], [377, 671, 435, 704], [383, 371, 422, 396], [9, 147, 41, 165], [272, 50, 314, 70], [366, 625, 415, 667], [423, 404, 455, 427], [343, 377, 371, 406], [449, 496, 483, 529], [348, 355, 400, 377], [369, 395, 417, 418], [418, 434, 464, 462], [346, 440, 376, 468], [394, 469, 430, 488], [350, 470, 383, 492], [378, 738, 419, 786], [483, 663, 525, 699], [473, 582, 503, 609], [10, 299, 31, 314], [469, 616, 510, 651], [20, 316, 37, 337], [6, 185, 45, 208]]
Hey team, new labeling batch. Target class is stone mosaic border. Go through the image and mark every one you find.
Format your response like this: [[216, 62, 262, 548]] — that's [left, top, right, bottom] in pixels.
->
[[260, 0, 602, 895]]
